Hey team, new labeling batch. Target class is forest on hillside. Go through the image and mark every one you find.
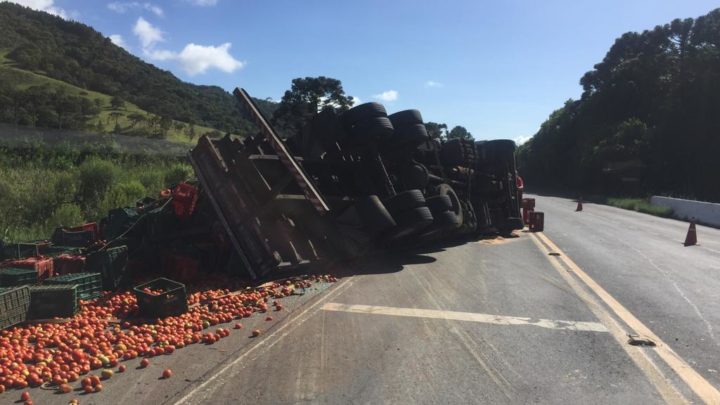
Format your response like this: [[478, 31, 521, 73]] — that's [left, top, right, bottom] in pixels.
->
[[0, 3, 277, 136], [518, 8, 720, 202]]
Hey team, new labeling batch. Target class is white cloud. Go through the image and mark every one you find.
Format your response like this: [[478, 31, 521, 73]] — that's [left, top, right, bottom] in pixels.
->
[[145, 42, 244, 75], [109, 34, 128, 49], [176, 43, 244, 75], [108, 2, 164, 17], [8, 0, 67, 18], [425, 80, 443, 88], [373, 90, 398, 102], [187, 0, 218, 6], [351, 96, 362, 106], [514, 135, 532, 145], [133, 17, 164, 48]]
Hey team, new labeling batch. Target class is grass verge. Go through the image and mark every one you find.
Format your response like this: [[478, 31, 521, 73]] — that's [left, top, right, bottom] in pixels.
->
[[605, 198, 673, 217]]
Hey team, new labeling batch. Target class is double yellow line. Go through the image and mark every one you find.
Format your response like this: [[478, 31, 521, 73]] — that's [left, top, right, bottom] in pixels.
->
[[530, 232, 720, 405]]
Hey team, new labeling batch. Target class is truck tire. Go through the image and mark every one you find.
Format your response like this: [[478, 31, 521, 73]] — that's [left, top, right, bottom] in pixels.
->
[[340, 102, 387, 127], [388, 109, 423, 128], [348, 116, 394, 140], [400, 163, 429, 190], [436, 183, 463, 225], [385, 206, 434, 240], [425, 195, 452, 214], [394, 124, 429, 147], [382, 189, 426, 215]]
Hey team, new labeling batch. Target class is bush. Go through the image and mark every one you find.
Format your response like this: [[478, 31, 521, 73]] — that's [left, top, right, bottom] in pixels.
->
[[48, 203, 84, 228], [78, 159, 118, 205], [138, 170, 164, 192], [164, 164, 192, 186], [96, 181, 147, 217]]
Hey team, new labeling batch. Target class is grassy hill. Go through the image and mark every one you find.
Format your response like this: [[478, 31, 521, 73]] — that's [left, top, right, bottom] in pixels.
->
[[0, 2, 278, 139], [0, 50, 220, 144]]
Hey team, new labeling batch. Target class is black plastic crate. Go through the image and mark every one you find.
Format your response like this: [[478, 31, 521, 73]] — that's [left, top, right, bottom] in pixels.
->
[[85, 245, 128, 290], [28, 285, 77, 319], [1, 241, 50, 260], [133, 278, 188, 318], [0, 285, 31, 329], [51, 227, 95, 248], [46, 273, 102, 301], [0, 267, 38, 287]]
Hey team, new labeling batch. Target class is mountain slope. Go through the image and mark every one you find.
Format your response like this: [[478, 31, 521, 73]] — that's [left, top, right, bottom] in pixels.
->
[[0, 2, 277, 134]]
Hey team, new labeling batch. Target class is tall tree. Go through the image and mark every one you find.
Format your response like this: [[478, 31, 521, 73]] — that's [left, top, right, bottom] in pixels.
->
[[424, 122, 448, 140], [272, 76, 354, 137], [447, 125, 473, 141]]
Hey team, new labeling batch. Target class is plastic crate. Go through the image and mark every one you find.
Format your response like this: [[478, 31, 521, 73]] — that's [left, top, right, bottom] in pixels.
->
[[53, 254, 86, 275], [0, 267, 38, 287], [28, 285, 77, 319], [133, 278, 188, 318], [0, 285, 31, 329], [41, 245, 82, 257], [51, 227, 95, 248], [85, 245, 128, 290], [0, 257, 53, 281], [1, 241, 51, 260], [46, 272, 102, 301]]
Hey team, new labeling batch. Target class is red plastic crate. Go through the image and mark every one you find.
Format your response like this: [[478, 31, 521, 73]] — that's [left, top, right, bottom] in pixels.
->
[[53, 254, 86, 275], [0, 256, 54, 281], [171, 182, 198, 219]]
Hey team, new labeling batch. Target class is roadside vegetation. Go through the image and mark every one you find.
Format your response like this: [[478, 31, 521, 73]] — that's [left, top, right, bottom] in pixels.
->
[[0, 144, 192, 242], [604, 198, 673, 218], [518, 8, 720, 202]]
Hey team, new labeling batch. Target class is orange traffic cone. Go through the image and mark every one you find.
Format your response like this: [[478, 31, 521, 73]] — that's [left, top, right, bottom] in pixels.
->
[[684, 220, 697, 246], [576, 197, 583, 212]]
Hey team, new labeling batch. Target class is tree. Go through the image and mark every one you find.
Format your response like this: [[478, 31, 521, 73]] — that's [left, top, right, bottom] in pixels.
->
[[447, 125, 473, 141], [109, 111, 122, 129], [127, 113, 145, 128], [110, 95, 125, 110], [272, 76, 354, 137], [424, 122, 448, 140]]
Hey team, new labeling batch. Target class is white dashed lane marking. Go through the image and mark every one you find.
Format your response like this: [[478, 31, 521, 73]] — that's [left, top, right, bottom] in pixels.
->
[[321, 302, 609, 333]]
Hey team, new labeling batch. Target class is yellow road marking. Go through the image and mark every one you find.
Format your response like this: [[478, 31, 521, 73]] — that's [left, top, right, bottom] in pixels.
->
[[322, 302, 609, 332], [533, 232, 720, 404]]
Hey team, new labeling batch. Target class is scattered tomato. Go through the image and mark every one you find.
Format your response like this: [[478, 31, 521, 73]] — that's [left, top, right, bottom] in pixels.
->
[[162, 369, 172, 379], [251, 329, 261, 337], [140, 358, 149, 368], [118, 365, 127, 373]]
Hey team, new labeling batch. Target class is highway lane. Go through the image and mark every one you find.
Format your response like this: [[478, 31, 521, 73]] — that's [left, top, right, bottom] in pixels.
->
[[533, 194, 720, 398], [166, 228, 687, 404], [17, 194, 720, 404]]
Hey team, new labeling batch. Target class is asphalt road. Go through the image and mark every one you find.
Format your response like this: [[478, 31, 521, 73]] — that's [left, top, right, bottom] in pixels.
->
[[14, 195, 720, 404]]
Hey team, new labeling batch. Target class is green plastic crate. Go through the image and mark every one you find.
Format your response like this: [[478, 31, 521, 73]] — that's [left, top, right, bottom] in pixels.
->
[[0, 285, 31, 329], [85, 245, 128, 290], [133, 278, 188, 318], [0, 267, 38, 287], [28, 285, 78, 319], [45, 272, 102, 301]]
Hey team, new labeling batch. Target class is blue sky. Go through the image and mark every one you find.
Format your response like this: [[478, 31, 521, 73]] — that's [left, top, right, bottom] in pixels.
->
[[9, 0, 720, 141]]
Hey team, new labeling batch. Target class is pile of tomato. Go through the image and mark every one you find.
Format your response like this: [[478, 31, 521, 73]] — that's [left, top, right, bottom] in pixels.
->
[[0, 274, 337, 401]]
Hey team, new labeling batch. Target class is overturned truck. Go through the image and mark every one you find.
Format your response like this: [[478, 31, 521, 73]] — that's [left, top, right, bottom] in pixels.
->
[[190, 88, 523, 279]]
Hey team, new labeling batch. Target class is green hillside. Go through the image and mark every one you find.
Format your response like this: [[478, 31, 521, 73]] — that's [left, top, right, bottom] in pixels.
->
[[0, 2, 277, 138], [518, 8, 720, 202], [0, 50, 221, 143]]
